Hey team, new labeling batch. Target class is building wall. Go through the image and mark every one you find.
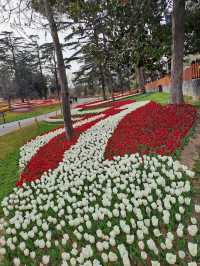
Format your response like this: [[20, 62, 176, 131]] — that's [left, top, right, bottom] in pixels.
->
[[146, 79, 200, 99], [145, 64, 200, 98]]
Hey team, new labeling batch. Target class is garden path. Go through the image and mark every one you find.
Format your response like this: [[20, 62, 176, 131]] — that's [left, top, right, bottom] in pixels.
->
[[0, 98, 96, 136]]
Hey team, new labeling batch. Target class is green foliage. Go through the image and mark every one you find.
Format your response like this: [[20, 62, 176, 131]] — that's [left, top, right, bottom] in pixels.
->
[[29, 0, 200, 98], [64, 0, 172, 95], [0, 31, 50, 100], [185, 1, 200, 55]]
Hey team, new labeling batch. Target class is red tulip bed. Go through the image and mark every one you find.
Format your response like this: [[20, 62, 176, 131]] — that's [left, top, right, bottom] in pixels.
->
[[18, 119, 100, 186], [18, 100, 197, 186], [105, 101, 197, 159], [18, 99, 134, 185]]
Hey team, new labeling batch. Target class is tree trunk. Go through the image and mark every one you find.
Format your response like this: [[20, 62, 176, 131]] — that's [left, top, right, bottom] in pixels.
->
[[118, 70, 124, 95], [42, 0, 73, 139], [9, 39, 17, 77], [99, 64, 107, 100], [7, 96, 11, 110], [171, 0, 185, 104], [136, 65, 146, 94], [84, 85, 88, 97], [127, 78, 131, 92], [36, 42, 43, 79], [94, 29, 106, 100], [36, 42, 46, 98], [9, 37, 20, 96], [54, 69, 60, 99], [53, 53, 60, 99], [107, 70, 114, 101]]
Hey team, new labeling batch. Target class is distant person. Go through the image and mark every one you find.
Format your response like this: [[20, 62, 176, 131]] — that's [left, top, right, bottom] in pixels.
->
[[158, 84, 163, 92]]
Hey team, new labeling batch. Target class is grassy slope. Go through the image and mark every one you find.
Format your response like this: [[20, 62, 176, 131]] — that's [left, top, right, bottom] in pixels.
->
[[0, 122, 59, 214], [127, 92, 170, 104], [1, 103, 61, 124], [124, 91, 197, 105]]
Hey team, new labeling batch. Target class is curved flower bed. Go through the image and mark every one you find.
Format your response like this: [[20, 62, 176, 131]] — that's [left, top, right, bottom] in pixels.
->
[[105, 102, 197, 160], [76, 92, 137, 109], [70, 108, 111, 116], [0, 101, 199, 266], [79, 99, 134, 111], [77, 98, 134, 111], [76, 99, 106, 109], [19, 114, 104, 170], [19, 100, 135, 171], [46, 116, 84, 123], [19, 116, 104, 185], [18, 100, 136, 185]]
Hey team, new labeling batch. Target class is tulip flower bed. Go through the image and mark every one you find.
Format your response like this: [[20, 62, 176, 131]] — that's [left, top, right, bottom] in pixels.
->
[[19, 113, 106, 178], [18, 100, 135, 185], [0, 101, 199, 266], [79, 99, 134, 111], [76, 91, 137, 110], [49, 113, 102, 121], [105, 102, 197, 159], [76, 99, 105, 108], [18, 115, 106, 185]]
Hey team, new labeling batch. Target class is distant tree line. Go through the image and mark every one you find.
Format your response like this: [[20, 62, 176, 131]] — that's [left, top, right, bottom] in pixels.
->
[[0, 31, 62, 102]]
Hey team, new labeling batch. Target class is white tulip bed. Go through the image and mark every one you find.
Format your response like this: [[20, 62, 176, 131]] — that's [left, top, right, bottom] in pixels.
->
[[0, 101, 200, 266], [19, 113, 106, 170]]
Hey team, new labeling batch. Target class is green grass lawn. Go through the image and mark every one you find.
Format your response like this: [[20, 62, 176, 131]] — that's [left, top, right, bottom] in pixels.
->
[[124, 91, 196, 105], [0, 122, 59, 215], [130, 91, 170, 104], [116, 91, 199, 105], [0, 103, 61, 124]]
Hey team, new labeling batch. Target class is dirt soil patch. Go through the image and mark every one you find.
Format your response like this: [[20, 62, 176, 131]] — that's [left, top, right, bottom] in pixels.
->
[[180, 112, 200, 169], [180, 111, 200, 238]]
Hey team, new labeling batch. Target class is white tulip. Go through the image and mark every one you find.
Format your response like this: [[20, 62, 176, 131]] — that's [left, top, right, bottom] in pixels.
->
[[151, 261, 160, 266], [188, 225, 198, 236], [194, 204, 200, 213], [166, 253, 176, 265], [42, 255, 50, 265], [188, 262, 197, 266], [178, 250, 185, 259], [141, 251, 147, 260], [13, 258, 20, 266], [188, 242, 197, 257], [108, 251, 117, 262]]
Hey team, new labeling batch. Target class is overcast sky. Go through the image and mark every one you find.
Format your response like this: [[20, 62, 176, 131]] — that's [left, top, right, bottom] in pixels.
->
[[0, 1, 81, 87]]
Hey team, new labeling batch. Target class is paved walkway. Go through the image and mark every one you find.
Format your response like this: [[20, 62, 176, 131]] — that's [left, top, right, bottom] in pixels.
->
[[0, 98, 97, 136]]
